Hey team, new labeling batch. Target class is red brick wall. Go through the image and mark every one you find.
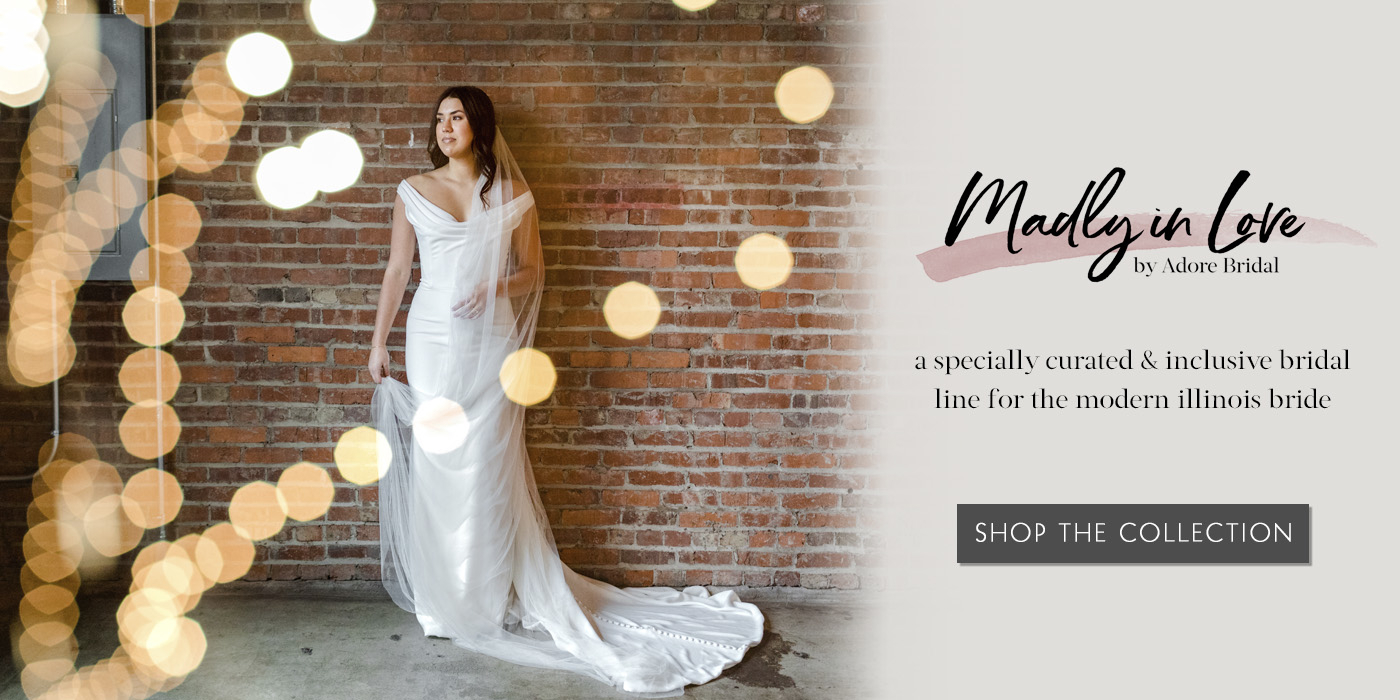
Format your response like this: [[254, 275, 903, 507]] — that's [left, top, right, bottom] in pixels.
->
[[4, 0, 881, 590]]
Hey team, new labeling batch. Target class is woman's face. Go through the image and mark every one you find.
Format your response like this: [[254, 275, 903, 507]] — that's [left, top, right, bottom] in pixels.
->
[[435, 97, 472, 159]]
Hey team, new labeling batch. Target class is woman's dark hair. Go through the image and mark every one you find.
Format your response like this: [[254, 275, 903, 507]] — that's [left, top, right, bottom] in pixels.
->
[[426, 86, 497, 208]]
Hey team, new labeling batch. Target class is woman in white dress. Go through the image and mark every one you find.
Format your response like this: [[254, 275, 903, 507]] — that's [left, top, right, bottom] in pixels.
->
[[365, 86, 764, 697]]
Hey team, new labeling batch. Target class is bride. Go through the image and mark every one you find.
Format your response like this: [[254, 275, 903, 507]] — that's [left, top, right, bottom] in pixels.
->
[[365, 86, 765, 696]]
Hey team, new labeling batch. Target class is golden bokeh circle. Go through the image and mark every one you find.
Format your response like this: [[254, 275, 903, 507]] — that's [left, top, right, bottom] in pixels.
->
[[129, 541, 174, 582], [34, 458, 75, 500], [735, 232, 795, 290], [603, 281, 662, 340], [190, 51, 233, 91], [200, 523, 254, 583], [115, 144, 157, 182], [178, 104, 226, 144], [7, 323, 77, 386], [121, 467, 183, 529], [27, 492, 62, 530], [29, 124, 79, 167], [190, 80, 244, 122], [93, 161, 145, 212], [58, 458, 122, 515], [124, 118, 178, 179], [498, 348, 557, 407], [123, 0, 181, 27], [19, 660, 74, 691], [138, 193, 202, 250], [11, 282, 77, 327], [18, 620, 74, 662], [84, 494, 145, 558], [21, 587, 76, 639], [774, 65, 835, 124], [18, 584, 79, 630], [672, 0, 718, 10], [38, 433, 99, 469], [192, 532, 226, 583], [118, 401, 183, 460], [72, 183, 123, 231], [54, 206, 106, 252], [118, 348, 182, 404], [148, 616, 207, 677], [129, 243, 193, 295], [228, 481, 286, 541], [333, 426, 392, 485], [25, 550, 78, 583], [133, 555, 197, 602], [23, 520, 82, 563], [122, 286, 186, 346], [170, 121, 230, 174], [276, 462, 334, 521]]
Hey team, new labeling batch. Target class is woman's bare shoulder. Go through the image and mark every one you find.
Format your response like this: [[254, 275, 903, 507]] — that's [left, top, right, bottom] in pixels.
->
[[404, 169, 444, 188]]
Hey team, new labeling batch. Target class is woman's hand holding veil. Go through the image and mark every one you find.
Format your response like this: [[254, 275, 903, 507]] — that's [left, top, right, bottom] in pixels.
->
[[451, 281, 495, 319], [368, 346, 392, 384]]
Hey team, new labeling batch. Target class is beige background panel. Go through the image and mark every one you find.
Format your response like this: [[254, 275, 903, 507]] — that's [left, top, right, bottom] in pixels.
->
[[875, 1, 1398, 697]]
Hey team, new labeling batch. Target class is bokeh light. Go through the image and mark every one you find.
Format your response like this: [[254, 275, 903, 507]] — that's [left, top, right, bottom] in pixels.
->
[[226, 32, 292, 97], [39, 433, 99, 468], [254, 145, 317, 209], [672, 0, 718, 10], [122, 286, 186, 346], [124, 0, 181, 28], [276, 462, 334, 521], [23, 520, 82, 583], [774, 65, 835, 124], [228, 481, 286, 541], [18, 584, 78, 631], [306, 0, 377, 42], [118, 401, 182, 459], [189, 64, 245, 122], [147, 616, 207, 677], [84, 494, 145, 557], [121, 468, 183, 529], [499, 348, 557, 406], [57, 458, 122, 517], [7, 321, 77, 386], [300, 129, 364, 192], [333, 426, 392, 485], [0, 0, 50, 107], [138, 193, 203, 250], [129, 243, 193, 295], [735, 232, 794, 290], [412, 396, 470, 454], [200, 523, 255, 583], [119, 348, 181, 404], [603, 281, 662, 339]]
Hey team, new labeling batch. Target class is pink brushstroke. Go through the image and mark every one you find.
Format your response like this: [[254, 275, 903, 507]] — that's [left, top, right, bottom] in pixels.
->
[[916, 213, 1374, 282]]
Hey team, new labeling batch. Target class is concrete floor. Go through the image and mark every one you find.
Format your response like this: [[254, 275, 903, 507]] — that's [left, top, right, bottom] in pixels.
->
[[0, 583, 873, 699]]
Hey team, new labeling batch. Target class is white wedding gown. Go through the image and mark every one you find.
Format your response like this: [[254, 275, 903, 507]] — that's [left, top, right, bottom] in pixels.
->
[[370, 130, 764, 697]]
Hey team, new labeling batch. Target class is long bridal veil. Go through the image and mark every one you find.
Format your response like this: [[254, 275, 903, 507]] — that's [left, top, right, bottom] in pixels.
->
[[369, 129, 763, 697]]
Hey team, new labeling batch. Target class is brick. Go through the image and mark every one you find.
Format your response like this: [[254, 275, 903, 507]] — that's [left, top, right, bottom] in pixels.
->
[[267, 346, 326, 363]]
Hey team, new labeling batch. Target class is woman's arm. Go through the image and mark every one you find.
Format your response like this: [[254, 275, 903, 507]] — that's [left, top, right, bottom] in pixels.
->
[[368, 193, 416, 383]]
